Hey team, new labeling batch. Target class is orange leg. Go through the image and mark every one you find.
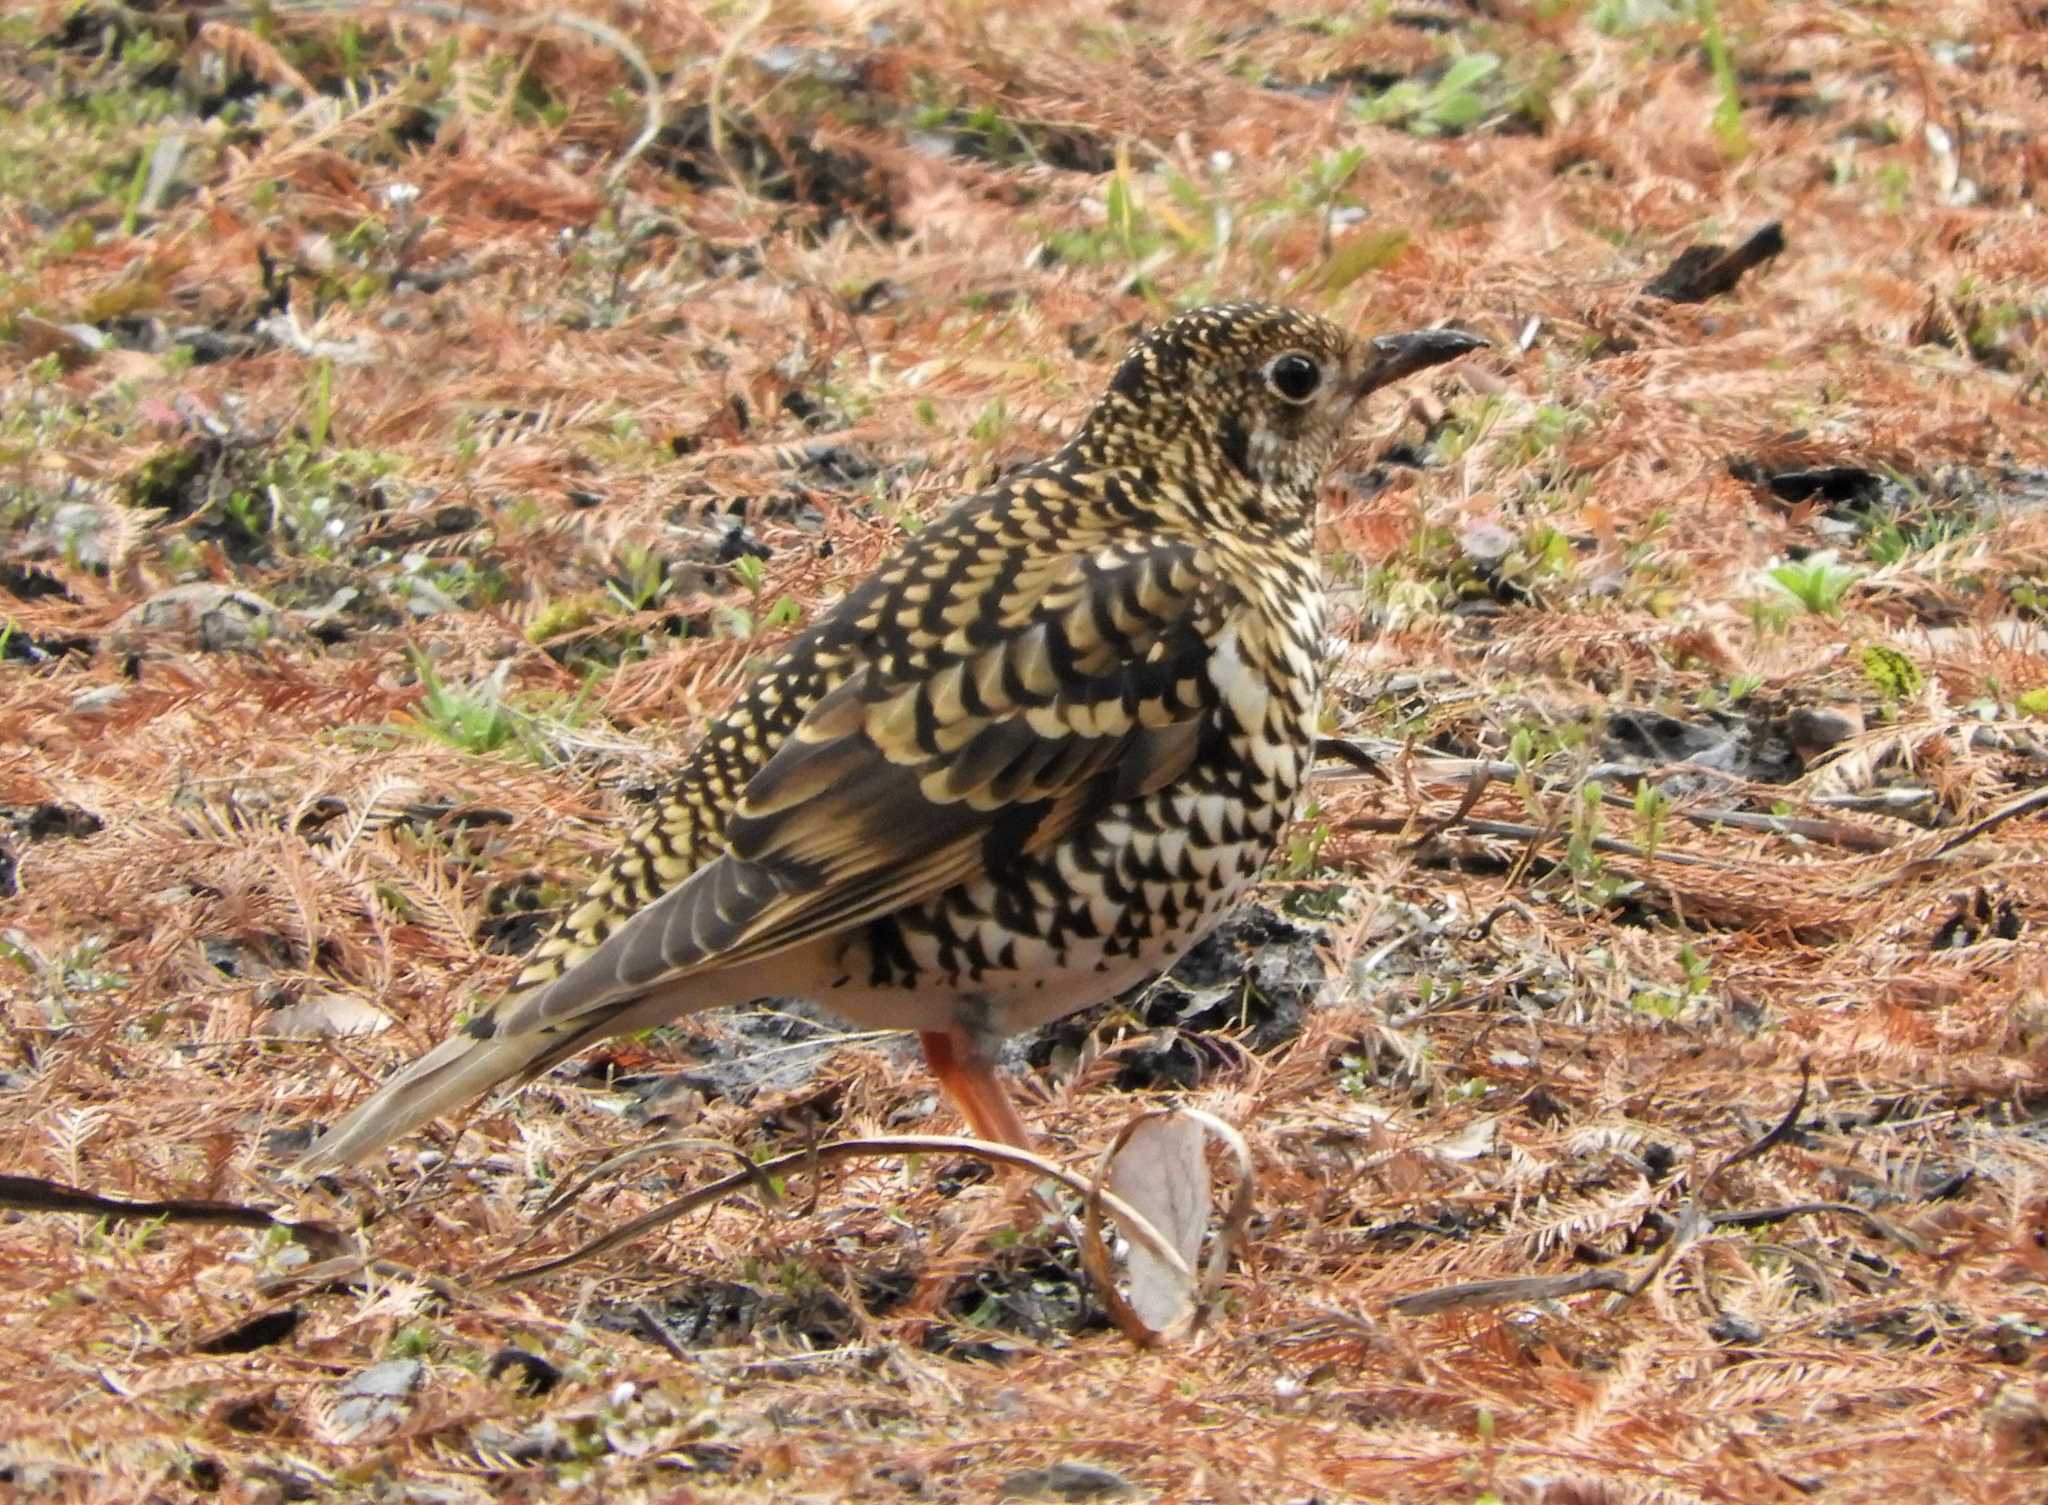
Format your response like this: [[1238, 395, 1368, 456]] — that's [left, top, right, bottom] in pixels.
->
[[918, 1029, 1035, 1150]]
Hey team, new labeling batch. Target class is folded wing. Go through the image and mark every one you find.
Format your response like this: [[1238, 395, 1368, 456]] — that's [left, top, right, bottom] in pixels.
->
[[300, 535, 1226, 1170]]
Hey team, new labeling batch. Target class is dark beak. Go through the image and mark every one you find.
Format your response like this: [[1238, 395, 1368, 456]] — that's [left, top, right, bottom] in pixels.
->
[[1357, 327, 1488, 394]]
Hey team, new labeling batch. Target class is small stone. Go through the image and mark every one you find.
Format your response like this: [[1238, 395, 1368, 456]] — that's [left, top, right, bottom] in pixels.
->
[[1708, 1312, 1765, 1345], [70, 684, 130, 715], [323, 1358, 422, 1444], [259, 1124, 320, 1159], [1786, 704, 1864, 763], [51, 502, 112, 568], [486, 1347, 563, 1397], [261, 993, 392, 1040], [996, 1461, 1138, 1502], [1459, 521, 1517, 569]]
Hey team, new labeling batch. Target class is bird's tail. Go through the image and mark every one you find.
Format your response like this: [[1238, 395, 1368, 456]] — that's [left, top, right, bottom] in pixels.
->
[[294, 897, 819, 1175], [295, 1019, 590, 1175]]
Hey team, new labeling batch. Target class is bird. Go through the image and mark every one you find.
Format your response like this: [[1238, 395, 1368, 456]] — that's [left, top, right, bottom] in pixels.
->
[[299, 301, 1483, 1173]]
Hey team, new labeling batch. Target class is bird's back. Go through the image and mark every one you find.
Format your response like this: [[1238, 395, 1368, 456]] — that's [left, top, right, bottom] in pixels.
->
[[503, 444, 1243, 1008]]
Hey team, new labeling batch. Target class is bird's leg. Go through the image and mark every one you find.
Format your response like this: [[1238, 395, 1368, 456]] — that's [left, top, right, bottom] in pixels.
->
[[902, 1028, 1044, 1320], [918, 1029, 1034, 1150]]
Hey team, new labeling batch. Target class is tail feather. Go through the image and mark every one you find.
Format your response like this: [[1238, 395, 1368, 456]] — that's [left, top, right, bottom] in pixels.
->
[[296, 1025, 563, 1174], [295, 947, 821, 1175]]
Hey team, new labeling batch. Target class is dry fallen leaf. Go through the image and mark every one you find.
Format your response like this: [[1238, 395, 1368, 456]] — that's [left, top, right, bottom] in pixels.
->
[[1082, 1107, 1256, 1346], [260, 992, 392, 1040], [1105, 1111, 1209, 1335]]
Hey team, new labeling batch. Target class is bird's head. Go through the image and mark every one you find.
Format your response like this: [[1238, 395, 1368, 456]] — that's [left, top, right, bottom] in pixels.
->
[[1075, 301, 1485, 532]]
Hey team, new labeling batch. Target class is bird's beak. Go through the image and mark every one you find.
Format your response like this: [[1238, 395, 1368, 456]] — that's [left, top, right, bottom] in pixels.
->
[[1355, 327, 1488, 395]]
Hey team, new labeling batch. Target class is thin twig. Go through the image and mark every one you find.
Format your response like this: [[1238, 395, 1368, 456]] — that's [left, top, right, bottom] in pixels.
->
[[1698, 1059, 1812, 1200], [1339, 811, 1743, 869], [1316, 739, 1910, 853], [1710, 1200, 1924, 1252], [486, 1134, 1198, 1299], [0, 1172, 346, 1260], [1386, 1268, 1636, 1318], [1927, 784, 2048, 858], [1616, 1066, 1814, 1306]]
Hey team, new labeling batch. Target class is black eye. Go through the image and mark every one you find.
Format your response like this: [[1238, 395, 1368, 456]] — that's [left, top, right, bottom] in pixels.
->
[[1267, 352, 1321, 403]]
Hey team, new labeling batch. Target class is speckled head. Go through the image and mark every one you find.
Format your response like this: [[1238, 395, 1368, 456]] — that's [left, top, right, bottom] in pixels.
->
[[1077, 301, 1484, 526]]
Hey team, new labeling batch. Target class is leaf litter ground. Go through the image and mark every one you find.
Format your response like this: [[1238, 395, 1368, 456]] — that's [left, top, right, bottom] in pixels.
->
[[2, 1, 2046, 1500]]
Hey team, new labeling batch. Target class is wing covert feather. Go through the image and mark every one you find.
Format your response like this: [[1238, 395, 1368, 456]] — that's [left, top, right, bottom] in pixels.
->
[[492, 535, 1229, 1038]]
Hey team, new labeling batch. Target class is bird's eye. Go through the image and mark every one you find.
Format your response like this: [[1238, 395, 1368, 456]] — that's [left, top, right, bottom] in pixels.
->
[[1266, 352, 1322, 403]]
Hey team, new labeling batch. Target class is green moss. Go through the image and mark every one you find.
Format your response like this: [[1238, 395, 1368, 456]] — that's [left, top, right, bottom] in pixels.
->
[[527, 593, 610, 644]]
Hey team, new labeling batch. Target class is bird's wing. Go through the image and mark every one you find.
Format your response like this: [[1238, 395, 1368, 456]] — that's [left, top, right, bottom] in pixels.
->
[[487, 538, 1224, 1041]]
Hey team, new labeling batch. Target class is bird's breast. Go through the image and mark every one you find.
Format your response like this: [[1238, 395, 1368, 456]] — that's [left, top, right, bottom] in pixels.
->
[[815, 568, 1330, 1038], [1206, 579, 1327, 807]]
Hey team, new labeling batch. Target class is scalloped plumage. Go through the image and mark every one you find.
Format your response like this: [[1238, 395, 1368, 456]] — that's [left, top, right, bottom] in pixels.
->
[[300, 302, 1482, 1170]]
